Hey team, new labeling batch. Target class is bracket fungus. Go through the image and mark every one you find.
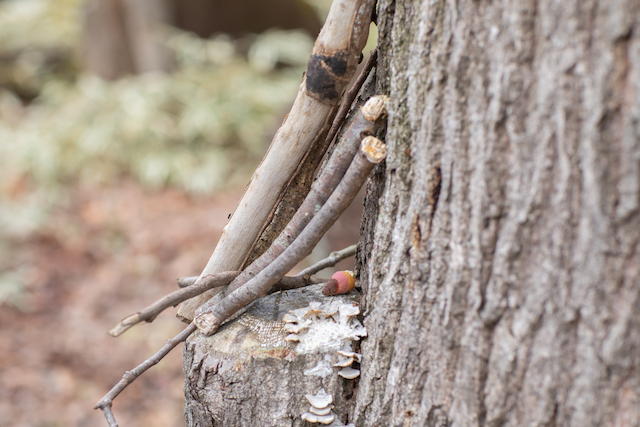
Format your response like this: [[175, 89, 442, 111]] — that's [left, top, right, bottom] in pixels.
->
[[301, 411, 336, 424], [310, 404, 335, 416], [336, 350, 362, 362], [281, 300, 366, 354], [284, 298, 365, 425], [337, 367, 360, 379], [333, 354, 355, 367], [305, 388, 333, 409], [302, 388, 337, 424]]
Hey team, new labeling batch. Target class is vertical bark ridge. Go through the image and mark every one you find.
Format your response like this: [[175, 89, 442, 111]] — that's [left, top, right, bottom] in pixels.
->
[[355, 0, 640, 426]]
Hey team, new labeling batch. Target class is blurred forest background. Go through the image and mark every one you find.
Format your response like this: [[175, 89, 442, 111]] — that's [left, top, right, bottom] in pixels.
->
[[0, 0, 375, 425]]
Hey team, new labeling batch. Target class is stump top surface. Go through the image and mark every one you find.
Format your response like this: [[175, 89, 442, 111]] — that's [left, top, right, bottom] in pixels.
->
[[188, 284, 359, 359]]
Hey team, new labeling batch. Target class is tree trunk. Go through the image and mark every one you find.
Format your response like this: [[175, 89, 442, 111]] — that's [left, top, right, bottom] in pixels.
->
[[354, 0, 640, 425], [184, 0, 640, 425]]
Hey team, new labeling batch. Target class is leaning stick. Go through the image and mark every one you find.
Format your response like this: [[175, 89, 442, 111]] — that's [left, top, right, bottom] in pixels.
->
[[177, 242, 358, 289], [177, 0, 376, 321], [95, 323, 198, 426], [109, 272, 238, 337], [110, 273, 323, 336], [193, 96, 388, 319], [239, 46, 378, 271], [195, 136, 387, 335]]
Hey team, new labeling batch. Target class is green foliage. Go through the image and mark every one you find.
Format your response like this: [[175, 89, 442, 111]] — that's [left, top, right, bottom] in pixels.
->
[[0, 0, 80, 50], [1, 29, 313, 195], [0, 0, 315, 306]]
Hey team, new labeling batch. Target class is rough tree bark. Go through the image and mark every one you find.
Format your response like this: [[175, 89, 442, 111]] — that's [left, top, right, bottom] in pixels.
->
[[184, 0, 640, 426], [355, 0, 640, 425]]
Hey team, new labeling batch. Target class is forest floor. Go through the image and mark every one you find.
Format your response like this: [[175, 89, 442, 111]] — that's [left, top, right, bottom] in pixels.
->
[[0, 180, 361, 427]]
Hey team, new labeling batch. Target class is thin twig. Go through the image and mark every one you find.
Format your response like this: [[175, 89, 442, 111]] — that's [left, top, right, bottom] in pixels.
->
[[269, 275, 325, 292], [111, 273, 324, 337], [177, 276, 197, 288], [109, 272, 239, 337], [296, 244, 358, 277], [194, 96, 388, 320], [101, 404, 118, 427], [195, 136, 387, 335], [96, 274, 324, 423], [95, 323, 197, 420]]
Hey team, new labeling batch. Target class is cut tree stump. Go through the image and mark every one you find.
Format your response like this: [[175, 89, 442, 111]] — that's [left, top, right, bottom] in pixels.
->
[[183, 284, 364, 427]]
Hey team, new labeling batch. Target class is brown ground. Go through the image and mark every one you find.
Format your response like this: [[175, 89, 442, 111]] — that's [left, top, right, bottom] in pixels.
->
[[0, 180, 361, 427]]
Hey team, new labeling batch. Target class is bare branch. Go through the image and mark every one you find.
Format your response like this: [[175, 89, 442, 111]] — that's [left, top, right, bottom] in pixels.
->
[[194, 95, 388, 320], [100, 404, 119, 427], [178, 0, 376, 321], [268, 275, 325, 293], [296, 244, 358, 277], [112, 272, 327, 336], [177, 276, 197, 288], [109, 272, 239, 337], [96, 274, 322, 423], [95, 323, 197, 416], [195, 136, 387, 335]]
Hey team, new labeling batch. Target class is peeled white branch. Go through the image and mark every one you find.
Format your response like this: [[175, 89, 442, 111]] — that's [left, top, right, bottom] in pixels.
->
[[177, 0, 376, 321]]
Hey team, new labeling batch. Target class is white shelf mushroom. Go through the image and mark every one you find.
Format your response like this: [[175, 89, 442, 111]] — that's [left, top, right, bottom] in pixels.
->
[[337, 350, 362, 363], [304, 388, 333, 409], [310, 404, 334, 416], [333, 355, 355, 367], [338, 367, 360, 379], [301, 411, 336, 424], [318, 300, 342, 317], [292, 306, 312, 319], [284, 333, 300, 342], [338, 304, 360, 318], [307, 301, 325, 317], [284, 320, 311, 334], [282, 312, 299, 323], [283, 300, 367, 354]]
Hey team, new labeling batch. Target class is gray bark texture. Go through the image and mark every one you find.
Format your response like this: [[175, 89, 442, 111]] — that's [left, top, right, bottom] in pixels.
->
[[183, 284, 362, 426], [183, 0, 640, 425], [354, 0, 640, 426]]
